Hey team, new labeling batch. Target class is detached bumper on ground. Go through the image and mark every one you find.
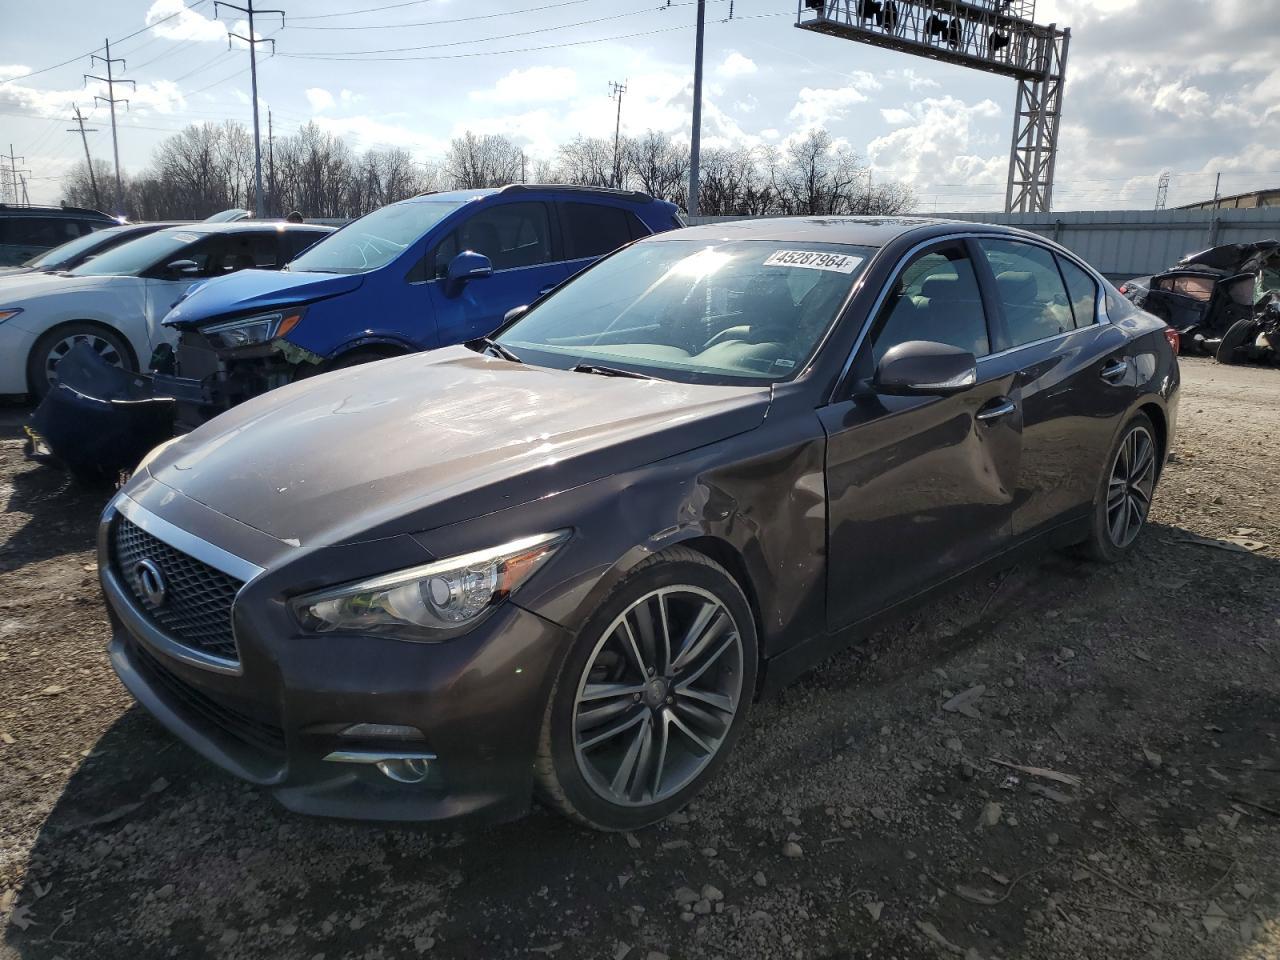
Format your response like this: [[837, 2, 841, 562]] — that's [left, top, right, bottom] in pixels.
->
[[100, 495, 573, 823]]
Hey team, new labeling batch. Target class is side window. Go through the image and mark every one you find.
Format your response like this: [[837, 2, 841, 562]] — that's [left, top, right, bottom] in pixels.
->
[[454, 202, 552, 272], [8, 217, 60, 247], [216, 232, 279, 272], [172, 236, 226, 277], [284, 231, 323, 260], [73, 219, 101, 238], [430, 231, 459, 279], [977, 238, 1075, 346], [869, 244, 990, 367], [561, 202, 634, 261], [1056, 255, 1099, 327], [1171, 275, 1214, 301]]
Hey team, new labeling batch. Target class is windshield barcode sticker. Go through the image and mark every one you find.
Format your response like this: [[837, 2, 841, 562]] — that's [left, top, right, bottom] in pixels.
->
[[763, 250, 862, 273]]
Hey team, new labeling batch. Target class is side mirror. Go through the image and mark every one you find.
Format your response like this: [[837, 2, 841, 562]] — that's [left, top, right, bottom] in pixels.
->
[[503, 305, 530, 324], [873, 340, 977, 396], [164, 259, 200, 278], [446, 251, 493, 293]]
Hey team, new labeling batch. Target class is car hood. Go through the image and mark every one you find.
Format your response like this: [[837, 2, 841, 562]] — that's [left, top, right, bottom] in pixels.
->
[[163, 268, 364, 328], [148, 346, 771, 547], [0, 271, 140, 305]]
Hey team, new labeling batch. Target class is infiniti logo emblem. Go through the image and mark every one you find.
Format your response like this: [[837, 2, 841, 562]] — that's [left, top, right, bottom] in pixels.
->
[[134, 558, 167, 608]]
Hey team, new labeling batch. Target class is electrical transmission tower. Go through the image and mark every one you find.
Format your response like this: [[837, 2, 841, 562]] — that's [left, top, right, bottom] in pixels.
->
[[86, 39, 134, 213], [68, 106, 103, 209], [3, 146, 30, 205], [1154, 171, 1170, 211], [215, 0, 286, 217], [608, 80, 627, 189]]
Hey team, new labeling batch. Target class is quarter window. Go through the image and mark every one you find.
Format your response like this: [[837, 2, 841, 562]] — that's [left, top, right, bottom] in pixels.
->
[[869, 244, 991, 366], [1056, 255, 1099, 327], [977, 238, 1075, 346]]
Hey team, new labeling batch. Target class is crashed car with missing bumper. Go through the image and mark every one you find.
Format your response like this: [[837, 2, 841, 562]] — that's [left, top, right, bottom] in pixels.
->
[[1121, 239, 1280, 363]]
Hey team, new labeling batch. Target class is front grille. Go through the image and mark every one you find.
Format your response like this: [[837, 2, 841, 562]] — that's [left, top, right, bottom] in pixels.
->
[[113, 516, 243, 662], [131, 640, 285, 755]]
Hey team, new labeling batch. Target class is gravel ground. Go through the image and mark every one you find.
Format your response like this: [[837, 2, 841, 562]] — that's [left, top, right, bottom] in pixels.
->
[[1, 356, 1278, 960]]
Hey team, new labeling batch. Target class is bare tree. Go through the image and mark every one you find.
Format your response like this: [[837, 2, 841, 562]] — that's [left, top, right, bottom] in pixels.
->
[[554, 136, 615, 187], [444, 131, 523, 189], [626, 130, 689, 204]]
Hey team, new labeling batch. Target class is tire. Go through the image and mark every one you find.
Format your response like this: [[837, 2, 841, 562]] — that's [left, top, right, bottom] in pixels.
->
[[534, 546, 758, 831], [27, 322, 135, 400], [1076, 413, 1159, 563], [1214, 318, 1255, 365]]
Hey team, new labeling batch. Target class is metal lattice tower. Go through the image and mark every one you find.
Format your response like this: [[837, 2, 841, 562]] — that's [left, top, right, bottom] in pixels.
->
[[1154, 170, 1170, 211], [794, 0, 1070, 213]]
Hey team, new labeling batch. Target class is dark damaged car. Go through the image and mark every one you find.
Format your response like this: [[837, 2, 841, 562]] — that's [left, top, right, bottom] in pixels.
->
[[100, 217, 1179, 830], [1122, 239, 1280, 363]]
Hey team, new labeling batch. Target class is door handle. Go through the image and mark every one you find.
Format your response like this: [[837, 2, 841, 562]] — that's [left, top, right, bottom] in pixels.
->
[[1100, 359, 1129, 383], [975, 397, 1017, 422]]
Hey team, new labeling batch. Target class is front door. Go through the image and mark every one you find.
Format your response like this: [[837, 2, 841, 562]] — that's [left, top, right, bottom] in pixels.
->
[[819, 240, 1021, 631], [425, 201, 569, 345]]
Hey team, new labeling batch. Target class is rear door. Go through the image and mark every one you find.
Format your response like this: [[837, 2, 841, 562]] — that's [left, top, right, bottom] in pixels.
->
[[972, 237, 1135, 537], [424, 200, 567, 344], [819, 239, 1021, 630]]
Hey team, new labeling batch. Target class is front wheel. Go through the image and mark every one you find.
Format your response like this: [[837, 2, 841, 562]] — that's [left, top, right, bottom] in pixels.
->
[[534, 547, 757, 831], [27, 322, 134, 400], [1076, 414, 1159, 563], [1215, 318, 1255, 365]]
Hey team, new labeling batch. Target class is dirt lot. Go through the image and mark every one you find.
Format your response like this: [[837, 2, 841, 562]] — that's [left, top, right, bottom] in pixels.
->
[[1, 356, 1278, 960]]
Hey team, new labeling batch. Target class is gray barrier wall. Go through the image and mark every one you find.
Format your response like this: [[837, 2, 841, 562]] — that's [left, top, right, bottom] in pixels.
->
[[686, 208, 1280, 282]]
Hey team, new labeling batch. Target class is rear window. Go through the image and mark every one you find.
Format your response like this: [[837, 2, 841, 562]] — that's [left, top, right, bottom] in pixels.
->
[[560, 202, 647, 260], [0, 216, 91, 247]]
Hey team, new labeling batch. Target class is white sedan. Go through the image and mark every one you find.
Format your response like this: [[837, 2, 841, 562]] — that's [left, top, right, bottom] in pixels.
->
[[0, 221, 332, 398]]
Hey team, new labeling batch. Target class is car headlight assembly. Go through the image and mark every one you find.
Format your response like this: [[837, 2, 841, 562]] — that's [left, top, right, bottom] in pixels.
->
[[203, 308, 305, 349], [292, 531, 569, 641]]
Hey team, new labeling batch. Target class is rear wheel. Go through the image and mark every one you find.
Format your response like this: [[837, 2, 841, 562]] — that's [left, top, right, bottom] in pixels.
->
[[534, 547, 757, 831], [27, 322, 134, 400], [1076, 414, 1158, 563]]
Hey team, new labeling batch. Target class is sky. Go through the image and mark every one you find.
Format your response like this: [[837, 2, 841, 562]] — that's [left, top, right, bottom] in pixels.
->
[[1, 0, 1277, 212]]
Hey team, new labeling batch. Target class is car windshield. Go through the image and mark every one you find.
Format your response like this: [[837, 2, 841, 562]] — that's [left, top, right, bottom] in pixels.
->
[[24, 227, 123, 269], [288, 200, 464, 274], [497, 238, 875, 383], [68, 228, 207, 277]]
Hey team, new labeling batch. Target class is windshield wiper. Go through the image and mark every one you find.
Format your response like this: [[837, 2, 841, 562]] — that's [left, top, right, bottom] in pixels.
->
[[570, 362, 653, 380], [476, 337, 523, 363]]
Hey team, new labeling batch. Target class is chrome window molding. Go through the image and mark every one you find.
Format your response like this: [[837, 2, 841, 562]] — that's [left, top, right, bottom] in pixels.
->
[[113, 494, 266, 585]]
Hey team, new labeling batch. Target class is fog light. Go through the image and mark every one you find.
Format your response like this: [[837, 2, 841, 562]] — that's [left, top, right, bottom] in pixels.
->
[[376, 757, 431, 784], [339, 722, 425, 740]]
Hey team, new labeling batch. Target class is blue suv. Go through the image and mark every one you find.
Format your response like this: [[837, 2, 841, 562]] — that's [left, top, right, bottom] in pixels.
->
[[157, 185, 683, 423]]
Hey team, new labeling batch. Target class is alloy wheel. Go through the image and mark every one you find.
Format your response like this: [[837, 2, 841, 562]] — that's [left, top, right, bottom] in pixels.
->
[[572, 585, 744, 808], [45, 333, 124, 384], [1106, 425, 1156, 548]]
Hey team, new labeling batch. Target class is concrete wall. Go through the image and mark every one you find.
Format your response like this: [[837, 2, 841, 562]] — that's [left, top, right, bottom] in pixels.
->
[[686, 208, 1280, 282]]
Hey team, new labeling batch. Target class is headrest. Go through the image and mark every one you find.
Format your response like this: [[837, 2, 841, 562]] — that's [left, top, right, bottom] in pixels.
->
[[996, 270, 1037, 302], [921, 275, 962, 301]]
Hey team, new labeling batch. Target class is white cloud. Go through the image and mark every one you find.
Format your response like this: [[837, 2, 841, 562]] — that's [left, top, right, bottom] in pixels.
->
[[305, 88, 335, 113], [0, 64, 29, 81], [144, 0, 227, 43], [788, 73, 881, 130], [471, 66, 578, 104], [715, 52, 758, 79]]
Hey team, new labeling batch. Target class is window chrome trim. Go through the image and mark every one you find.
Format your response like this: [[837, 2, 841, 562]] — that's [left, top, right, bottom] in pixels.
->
[[832, 229, 1112, 397], [114, 494, 266, 584]]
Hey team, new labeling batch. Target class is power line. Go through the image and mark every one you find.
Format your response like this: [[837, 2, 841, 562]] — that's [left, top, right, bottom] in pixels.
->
[[291, 0, 435, 21], [289, 0, 591, 30]]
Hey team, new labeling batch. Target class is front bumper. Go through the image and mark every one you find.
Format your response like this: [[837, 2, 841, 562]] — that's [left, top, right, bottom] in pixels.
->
[[100, 494, 574, 823]]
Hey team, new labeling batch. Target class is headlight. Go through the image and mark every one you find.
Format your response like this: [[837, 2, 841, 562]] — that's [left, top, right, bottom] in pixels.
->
[[291, 531, 569, 641], [0, 308, 22, 325], [203, 308, 305, 349]]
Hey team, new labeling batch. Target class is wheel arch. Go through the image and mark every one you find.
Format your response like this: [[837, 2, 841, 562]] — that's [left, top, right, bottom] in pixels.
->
[[1137, 400, 1168, 475], [325, 335, 416, 365]]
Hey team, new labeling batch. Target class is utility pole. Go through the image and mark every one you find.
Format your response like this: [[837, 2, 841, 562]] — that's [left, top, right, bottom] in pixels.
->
[[216, 0, 286, 217], [1154, 170, 1170, 212], [68, 106, 103, 209], [1212, 171, 1222, 210], [687, 0, 706, 217], [520, 151, 527, 184], [267, 108, 275, 216], [608, 80, 627, 189], [86, 40, 134, 213], [3, 145, 27, 205]]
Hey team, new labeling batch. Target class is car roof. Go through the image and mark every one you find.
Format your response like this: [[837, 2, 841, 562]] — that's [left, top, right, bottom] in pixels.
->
[[657, 216, 979, 248], [404, 184, 660, 206], [0, 203, 116, 220]]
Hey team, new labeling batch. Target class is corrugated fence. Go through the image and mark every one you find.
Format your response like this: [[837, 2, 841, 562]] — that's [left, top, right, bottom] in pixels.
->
[[687, 208, 1280, 282]]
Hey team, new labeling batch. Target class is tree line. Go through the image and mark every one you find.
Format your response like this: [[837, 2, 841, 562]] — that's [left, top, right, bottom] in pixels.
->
[[63, 120, 914, 220]]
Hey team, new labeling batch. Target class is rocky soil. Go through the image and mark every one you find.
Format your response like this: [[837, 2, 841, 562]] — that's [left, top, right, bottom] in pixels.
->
[[1, 356, 1278, 960]]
